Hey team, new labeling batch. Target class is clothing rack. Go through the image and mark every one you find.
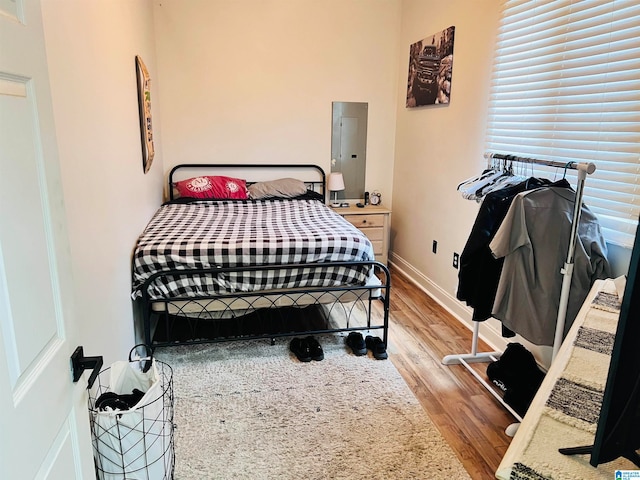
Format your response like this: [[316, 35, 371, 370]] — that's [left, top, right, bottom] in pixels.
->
[[443, 152, 596, 435]]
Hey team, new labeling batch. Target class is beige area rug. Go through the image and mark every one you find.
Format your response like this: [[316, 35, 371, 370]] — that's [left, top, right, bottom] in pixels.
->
[[156, 334, 471, 480]]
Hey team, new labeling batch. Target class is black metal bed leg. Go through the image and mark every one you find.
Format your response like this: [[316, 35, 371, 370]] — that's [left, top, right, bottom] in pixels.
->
[[382, 295, 390, 346], [271, 337, 276, 346], [142, 301, 152, 347]]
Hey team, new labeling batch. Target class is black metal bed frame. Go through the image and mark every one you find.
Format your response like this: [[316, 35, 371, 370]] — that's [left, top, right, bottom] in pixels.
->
[[167, 163, 328, 202], [136, 164, 391, 348]]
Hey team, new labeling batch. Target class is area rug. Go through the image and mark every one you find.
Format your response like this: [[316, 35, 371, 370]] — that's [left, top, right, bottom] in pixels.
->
[[497, 278, 639, 480], [156, 334, 471, 480]]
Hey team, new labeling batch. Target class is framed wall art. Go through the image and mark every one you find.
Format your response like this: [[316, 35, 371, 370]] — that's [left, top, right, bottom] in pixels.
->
[[406, 26, 455, 108], [135, 55, 155, 173]]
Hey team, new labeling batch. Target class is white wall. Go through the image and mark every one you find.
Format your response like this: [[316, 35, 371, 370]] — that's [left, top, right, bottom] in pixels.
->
[[152, 0, 400, 202], [392, 0, 506, 346], [37, 0, 629, 369], [392, 0, 631, 368], [41, 0, 163, 365]]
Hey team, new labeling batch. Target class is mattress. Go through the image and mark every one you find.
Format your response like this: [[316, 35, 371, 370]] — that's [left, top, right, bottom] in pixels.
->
[[132, 199, 375, 301]]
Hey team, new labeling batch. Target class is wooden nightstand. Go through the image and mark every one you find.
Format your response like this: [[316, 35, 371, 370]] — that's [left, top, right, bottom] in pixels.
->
[[333, 204, 391, 265]]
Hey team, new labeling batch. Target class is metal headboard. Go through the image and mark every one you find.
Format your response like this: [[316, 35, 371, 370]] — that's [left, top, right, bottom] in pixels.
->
[[167, 163, 326, 202]]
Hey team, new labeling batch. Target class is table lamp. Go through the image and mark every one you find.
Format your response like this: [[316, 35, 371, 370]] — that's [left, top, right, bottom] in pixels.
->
[[328, 172, 345, 207]]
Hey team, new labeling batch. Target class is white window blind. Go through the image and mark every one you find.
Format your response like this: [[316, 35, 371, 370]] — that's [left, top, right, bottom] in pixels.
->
[[485, 0, 640, 247]]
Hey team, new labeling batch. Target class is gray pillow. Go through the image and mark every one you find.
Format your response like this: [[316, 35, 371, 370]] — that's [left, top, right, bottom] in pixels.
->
[[247, 178, 307, 199]]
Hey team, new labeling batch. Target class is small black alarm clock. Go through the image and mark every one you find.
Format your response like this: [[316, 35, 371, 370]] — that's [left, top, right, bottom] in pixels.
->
[[370, 191, 381, 206]]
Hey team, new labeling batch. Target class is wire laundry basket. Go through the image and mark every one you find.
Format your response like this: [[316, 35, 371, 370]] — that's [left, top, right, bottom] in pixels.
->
[[88, 348, 175, 480]]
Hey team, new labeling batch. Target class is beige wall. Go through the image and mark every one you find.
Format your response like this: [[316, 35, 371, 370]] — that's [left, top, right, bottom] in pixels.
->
[[391, 1, 511, 357], [152, 0, 400, 202], [38, 0, 508, 365], [150, 0, 512, 359], [392, 1, 630, 366], [38, 0, 401, 363], [39, 0, 617, 368], [41, 0, 163, 364]]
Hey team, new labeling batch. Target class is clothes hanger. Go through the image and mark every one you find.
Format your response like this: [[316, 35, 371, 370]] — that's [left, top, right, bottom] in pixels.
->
[[563, 161, 576, 179], [459, 169, 506, 200], [456, 153, 503, 191], [457, 167, 500, 191]]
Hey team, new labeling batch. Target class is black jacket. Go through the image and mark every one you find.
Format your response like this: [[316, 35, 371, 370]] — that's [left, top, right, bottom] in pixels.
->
[[456, 177, 567, 322]]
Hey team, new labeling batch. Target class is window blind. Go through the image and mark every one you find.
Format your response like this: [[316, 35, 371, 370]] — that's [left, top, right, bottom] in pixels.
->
[[485, 0, 640, 247]]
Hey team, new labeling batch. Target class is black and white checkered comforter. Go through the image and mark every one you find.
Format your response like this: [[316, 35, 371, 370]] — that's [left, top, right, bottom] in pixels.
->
[[132, 199, 374, 300]]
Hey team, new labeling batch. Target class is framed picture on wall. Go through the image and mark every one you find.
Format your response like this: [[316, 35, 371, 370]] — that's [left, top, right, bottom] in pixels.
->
[[406, 26, 455, 108], [135, 55, 155, 173]]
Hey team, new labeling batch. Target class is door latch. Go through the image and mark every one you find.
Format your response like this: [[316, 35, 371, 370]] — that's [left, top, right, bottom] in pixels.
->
[[70, 346, 103, 389]]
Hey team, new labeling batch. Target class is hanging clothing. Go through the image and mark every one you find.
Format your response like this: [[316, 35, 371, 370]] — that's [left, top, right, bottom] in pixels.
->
[[456, 177, 554, 323], [489, 184, 611, 346]]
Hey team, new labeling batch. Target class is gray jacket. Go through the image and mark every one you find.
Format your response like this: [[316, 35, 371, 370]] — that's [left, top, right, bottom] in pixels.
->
[[490, 186, 611, 346]]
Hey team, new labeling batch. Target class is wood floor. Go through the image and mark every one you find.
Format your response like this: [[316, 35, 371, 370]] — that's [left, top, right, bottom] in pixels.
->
[[380, 267, 514, 479]]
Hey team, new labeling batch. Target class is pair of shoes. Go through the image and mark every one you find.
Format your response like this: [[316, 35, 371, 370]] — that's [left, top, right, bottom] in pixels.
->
[[365, 335, 388, 360], [290, 336, 324, 362], [346, 332, 367, 356]]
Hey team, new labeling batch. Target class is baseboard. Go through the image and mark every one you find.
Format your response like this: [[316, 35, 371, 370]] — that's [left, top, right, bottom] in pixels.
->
[[389, 252, 508, 355]]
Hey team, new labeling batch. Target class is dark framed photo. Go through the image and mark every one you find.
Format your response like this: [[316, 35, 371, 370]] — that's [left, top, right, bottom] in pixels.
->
[[135, 55, 155, 173], [406, 26, 455, 108]]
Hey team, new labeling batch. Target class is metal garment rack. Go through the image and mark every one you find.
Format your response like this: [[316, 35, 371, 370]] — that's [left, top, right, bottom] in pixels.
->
[[442, 152, 596, 436]]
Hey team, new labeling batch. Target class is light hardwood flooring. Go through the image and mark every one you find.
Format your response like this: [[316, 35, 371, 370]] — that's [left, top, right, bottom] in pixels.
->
[[380, 267, 514, 480]]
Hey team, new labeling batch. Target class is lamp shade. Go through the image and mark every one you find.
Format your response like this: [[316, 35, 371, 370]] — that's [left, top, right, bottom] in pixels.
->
[[327, 172, 345, 192]]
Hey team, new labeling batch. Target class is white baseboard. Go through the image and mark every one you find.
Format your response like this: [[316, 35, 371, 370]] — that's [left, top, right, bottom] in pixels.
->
[[389, 252, 508, 356]]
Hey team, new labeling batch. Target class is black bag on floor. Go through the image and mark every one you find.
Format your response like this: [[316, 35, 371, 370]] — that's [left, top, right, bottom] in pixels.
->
[[487, 342, 545, 416]]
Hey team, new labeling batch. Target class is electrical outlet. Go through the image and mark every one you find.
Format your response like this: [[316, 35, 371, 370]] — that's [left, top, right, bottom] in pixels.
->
[[432, 240, 438, 254], [453, 252, 459, 269]]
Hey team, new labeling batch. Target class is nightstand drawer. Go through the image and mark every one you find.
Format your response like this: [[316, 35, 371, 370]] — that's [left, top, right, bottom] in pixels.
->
[[336, 204, 391, 265], [343, 214, 385, 229], [370, 240, 384, 255], [360, 226, 384, 242]]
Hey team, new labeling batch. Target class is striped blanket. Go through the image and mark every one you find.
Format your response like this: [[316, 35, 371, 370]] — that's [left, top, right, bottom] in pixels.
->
[[497, 278, 639, 480]]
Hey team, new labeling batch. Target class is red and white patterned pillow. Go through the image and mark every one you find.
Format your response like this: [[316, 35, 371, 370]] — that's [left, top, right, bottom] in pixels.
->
[[173, 175, 248, 199]]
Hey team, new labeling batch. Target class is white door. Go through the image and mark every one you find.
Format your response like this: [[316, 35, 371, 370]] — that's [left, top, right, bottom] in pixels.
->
[[0, 0, 95, 478]]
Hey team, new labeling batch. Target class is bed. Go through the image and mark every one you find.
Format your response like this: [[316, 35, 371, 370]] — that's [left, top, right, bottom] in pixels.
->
[[132, 164, 390, 348]]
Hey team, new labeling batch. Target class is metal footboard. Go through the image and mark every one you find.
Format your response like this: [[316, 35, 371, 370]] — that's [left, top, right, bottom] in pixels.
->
[[138, 261, 390, 348]]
